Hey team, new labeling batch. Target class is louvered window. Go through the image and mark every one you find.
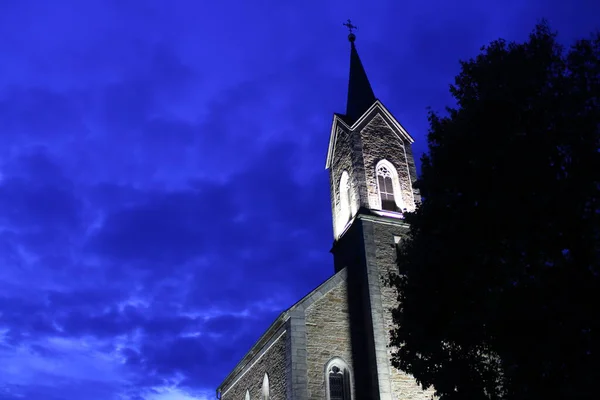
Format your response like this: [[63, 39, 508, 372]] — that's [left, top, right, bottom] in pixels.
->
[[329, 366, 344, 400], [377, 165, 397, 211], [328, 365, 351, 400]]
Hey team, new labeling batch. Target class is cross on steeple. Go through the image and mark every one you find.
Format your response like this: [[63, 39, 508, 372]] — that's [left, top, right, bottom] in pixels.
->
[[343, 19, 358, 43], [343, 19, 357, 34]]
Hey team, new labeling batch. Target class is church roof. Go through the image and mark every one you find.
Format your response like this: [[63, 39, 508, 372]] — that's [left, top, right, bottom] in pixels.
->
[[344, 34, 377, 123], [216, 268, 348, 394]]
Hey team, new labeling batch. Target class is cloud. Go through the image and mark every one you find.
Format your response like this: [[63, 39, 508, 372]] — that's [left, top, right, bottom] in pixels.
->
[[0, 335, 128, 400], [0, 87, 87, 141], [0, 2, 333, 399]]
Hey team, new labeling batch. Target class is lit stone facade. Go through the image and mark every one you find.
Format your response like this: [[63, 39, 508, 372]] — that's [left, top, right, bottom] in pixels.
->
[[305, 279, 354, 399], [218, 271, 351, 400], [329, 125, 358, 238], [219, 329, 287, 400], [359, 114, 420, 211], [216, 37, 435, 400]]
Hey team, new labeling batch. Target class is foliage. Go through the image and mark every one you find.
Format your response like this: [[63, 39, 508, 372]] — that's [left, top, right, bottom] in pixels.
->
[[389, 22, 600, 400]]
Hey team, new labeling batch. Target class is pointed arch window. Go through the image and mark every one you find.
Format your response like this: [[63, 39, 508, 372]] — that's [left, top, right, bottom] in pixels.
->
[[245, 390, 250, 400], [339, 171, 352, 224], [261, 373, 269, 400], [325, 358, 352, 400], [376, 161, 401, 212]]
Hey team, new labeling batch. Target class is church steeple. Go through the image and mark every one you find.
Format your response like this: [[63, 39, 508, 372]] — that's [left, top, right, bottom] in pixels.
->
[[326, 22, 420, 240], [344, 23, 376, 122]]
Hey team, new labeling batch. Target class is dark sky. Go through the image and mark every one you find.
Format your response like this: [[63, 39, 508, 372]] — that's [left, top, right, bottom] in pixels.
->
[[0, 1, 598, 399]]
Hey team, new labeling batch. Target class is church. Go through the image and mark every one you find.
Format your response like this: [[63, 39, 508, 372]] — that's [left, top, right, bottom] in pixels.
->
[[216, 28, 435, 400]]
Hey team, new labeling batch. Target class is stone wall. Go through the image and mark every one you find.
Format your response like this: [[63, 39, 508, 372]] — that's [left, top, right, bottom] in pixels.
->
[[401, 139, 421, 204], [370, 220, 435, 400], [329, 107, 420, 238], [329, 125, 359, 237], [360, 114, 416, 212], [220, 329, 288, 400], [305, 279, 354, 400]]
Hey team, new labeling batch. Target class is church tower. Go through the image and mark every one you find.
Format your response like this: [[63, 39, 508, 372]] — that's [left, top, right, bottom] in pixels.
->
[[325, 27, 422, 400], [216, 24, 434, 400]]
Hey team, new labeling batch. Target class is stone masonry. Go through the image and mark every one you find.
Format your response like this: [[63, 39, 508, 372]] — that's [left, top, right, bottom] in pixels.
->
[[218, 104, 434, 400], [328, 102, 435, 400], [217, 270, 350, 400], [218, 37, 436, 400], [220, 328, 287, 400], [369, 219, 435, 400], [305, 279, 354, 399], [329, 124, 358, 237], [360, 114, 417, 211]]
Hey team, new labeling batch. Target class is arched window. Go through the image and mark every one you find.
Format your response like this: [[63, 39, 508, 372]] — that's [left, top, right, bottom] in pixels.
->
[[325, 357, 352, 400], [339, 171, 352, 224], [245, 390, 250, 400], [261, 373, 269, 400], [376, 160, 401, 212]]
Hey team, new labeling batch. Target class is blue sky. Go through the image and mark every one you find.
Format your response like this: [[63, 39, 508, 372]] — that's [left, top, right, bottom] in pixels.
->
[[0, 1, 598, 399]]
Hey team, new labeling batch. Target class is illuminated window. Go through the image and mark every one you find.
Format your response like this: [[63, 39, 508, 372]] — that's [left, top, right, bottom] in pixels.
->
[[261, 373, 269, 400], [325, 358, 352, 400], [376, 161, 400, 212], [339, 171, 352, 224], [245, 390, 250, 400]]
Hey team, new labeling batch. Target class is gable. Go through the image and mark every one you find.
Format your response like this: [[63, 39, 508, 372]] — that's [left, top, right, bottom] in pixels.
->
[[325, 114, 351, 169], [216, 268, 348, 394], [325, 100, 414, 169], [287, 267, 348, 314]]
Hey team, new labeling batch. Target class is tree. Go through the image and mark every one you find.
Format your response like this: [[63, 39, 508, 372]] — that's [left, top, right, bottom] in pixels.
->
[[389, 22, 600, 400]]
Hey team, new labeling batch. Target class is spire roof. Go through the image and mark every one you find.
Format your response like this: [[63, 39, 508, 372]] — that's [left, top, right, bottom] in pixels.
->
[[344, 32, 376, 122]]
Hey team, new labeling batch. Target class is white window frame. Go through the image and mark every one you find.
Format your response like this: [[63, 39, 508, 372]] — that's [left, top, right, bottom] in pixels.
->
[[324, 357, 353, 400], [375, 159, 403, 212]]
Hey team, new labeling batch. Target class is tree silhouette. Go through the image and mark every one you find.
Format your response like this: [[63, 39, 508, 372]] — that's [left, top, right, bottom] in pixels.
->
[[389, 22, 600, 400]]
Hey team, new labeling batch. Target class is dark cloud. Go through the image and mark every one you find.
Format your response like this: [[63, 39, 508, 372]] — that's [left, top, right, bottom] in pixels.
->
[[132, 310, 282, 389], [0, 180, 82, 228], [87, 186, 228, 264], [47, 288, 125, 310], [142, 336, 210, 374], [2, 146, 69, 182], [0, 87, 87, 140], [203, 315, 248, 336], [59, 308, 138, 338]]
